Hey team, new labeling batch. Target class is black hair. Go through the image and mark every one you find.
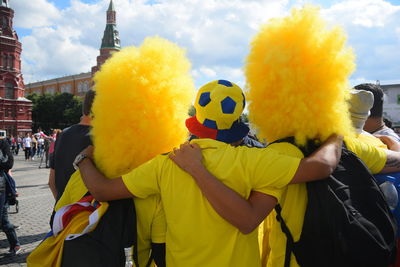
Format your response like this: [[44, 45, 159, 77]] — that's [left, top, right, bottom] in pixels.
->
[[82, 89, 96, 116], [354, 83, 383, 118]]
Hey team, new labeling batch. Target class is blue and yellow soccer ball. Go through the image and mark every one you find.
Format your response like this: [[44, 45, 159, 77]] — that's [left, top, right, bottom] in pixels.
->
[[194, 80, 245, 130]]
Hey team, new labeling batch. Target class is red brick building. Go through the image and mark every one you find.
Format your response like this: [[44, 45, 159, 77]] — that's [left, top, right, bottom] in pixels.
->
[[0, 0, 32, 136]]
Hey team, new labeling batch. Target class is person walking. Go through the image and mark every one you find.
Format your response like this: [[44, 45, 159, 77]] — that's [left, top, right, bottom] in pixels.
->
[[31, 135, 38, 160], [22, 133, 32, 161], [0, 138, 21, 255]]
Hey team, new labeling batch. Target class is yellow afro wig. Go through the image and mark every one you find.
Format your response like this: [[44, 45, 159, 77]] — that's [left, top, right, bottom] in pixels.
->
[[245, 5, 355, 145], [91, 36, 195, 178]]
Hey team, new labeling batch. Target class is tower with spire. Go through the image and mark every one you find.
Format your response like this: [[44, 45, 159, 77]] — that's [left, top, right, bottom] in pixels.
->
[[91, 0, 121, 74], [0, 0, 32, 135]]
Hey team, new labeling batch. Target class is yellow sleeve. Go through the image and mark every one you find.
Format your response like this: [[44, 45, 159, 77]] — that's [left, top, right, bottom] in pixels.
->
[[122, 155, 163, 199], [151, 197, 166, 244], [344, 137, 387, 174], [247, 146, 301, 190]]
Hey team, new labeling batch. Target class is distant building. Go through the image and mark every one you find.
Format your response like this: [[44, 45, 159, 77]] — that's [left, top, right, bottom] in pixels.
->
[[381, 83, 400, 126], [25, 72, 92, 96], [25, 0, 121, 96], [0, 0, 32, 136]]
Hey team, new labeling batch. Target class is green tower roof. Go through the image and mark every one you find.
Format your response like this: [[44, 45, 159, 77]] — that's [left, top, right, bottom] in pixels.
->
[[101, 24, 120, 49], [101, 0, 120, 50], [107, 0, 115, 12]]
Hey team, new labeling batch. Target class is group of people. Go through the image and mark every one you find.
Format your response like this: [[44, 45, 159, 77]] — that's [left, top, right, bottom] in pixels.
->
[[27, 5, 400, 267], [14, 130, 59, 167]]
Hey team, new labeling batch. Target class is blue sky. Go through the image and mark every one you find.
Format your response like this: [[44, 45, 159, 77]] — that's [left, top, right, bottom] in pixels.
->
[[10, 0, 400, 88]]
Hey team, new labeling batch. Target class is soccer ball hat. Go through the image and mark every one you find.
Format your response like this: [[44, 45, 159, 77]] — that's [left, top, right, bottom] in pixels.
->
[[186, 80, 250, 143]]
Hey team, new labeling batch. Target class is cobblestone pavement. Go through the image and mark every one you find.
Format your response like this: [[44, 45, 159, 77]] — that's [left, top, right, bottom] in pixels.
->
[[0, 154, 53, 266]]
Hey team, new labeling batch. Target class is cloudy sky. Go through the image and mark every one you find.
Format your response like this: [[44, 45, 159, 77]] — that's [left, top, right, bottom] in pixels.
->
[[9, 0, 400, 88]]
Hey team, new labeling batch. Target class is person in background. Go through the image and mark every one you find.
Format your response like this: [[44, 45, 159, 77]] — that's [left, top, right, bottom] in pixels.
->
[[355, 83, 400, 143], [48, 90, 95, 201], [0, 137, 20, 255], [15, 135, 22, 156], [10, 135, 15, 155], [22, 133, 32, 161], [37, 135, 44, 158], [31, 135, 38, 160]]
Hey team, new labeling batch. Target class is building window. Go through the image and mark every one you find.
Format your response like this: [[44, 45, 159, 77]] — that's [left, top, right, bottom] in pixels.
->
[[61, 84, 71, 93], [2, 16, 7, 28], [77, 82, 83, 93], [9, 55, 13, 70], [83, 81, 90, 92], [2, 54, 7, 69], [5, 83, 14, 99], [11, 108, 15, 119], [46, 87, 55, 94], [78, 81, 90, 93]]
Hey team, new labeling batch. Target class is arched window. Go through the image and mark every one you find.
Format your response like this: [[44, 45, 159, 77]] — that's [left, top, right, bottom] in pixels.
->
[[2, 54, 7, 69], [2, 16, 7, 28], [5, 83, 14, 99], [8, 55, 13, 69]]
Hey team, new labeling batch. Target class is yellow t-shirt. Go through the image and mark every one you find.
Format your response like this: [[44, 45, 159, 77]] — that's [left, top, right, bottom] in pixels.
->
[[263, 136, 387, 267], [56, 171, 165, 267], [122, 138, 301, 267]]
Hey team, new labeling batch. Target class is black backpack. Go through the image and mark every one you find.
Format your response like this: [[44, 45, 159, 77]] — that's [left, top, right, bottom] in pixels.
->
[[61, 198, 139, 267], [272, 137, 397, 267]]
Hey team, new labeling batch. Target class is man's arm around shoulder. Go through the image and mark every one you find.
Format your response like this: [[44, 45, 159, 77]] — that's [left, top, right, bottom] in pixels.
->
[[290, 134, 343, 184], [77, 146, 135, 201]]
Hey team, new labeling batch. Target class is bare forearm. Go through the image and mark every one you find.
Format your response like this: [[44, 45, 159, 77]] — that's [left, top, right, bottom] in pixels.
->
[[380, 150, 400, 173], [313, 134, 342, 171], [48, 169, 57, 200], [78, 158, 133, 201], [189, 165, 272, 234], [291, 134, 343, 184]]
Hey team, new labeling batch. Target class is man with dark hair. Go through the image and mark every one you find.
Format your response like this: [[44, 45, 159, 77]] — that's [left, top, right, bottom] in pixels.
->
[[48, 89, 95, 201], [355, 83, 400, 142]]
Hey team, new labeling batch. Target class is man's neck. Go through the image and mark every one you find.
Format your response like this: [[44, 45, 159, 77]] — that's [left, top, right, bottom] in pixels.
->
[[363, 117, 385, 133], [79, 115, 91, 126]]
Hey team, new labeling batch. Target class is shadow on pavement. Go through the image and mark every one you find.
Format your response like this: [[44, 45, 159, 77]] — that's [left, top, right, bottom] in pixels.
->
[[0, 251, 30, 264], [17, 184, 48, 189], [0, 232, 48, 264]]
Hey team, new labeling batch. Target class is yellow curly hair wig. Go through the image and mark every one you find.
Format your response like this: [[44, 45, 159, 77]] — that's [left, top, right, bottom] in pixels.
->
[[245, 5, 355, 145], [91, 37, 195, 178]]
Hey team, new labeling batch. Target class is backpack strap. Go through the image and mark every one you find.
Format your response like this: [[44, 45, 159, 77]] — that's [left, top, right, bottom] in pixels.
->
[[275, 204, 294, 267], [145, 251, 154, 267], [133, 211, 139, 267]]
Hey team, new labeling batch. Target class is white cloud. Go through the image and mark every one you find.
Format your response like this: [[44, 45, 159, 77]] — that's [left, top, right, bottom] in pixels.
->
[[320, 0, 400, 82], [322, 0, 400, 27], [9, 0, 400, 86], [20, 26, 98, 82], [12, 0, 60, 28], [12, 0, 289, 83]]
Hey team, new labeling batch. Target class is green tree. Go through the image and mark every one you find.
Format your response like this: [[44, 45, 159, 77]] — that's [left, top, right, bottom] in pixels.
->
[[188, 105, 196, 117], [27, 93, 82, 133]]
